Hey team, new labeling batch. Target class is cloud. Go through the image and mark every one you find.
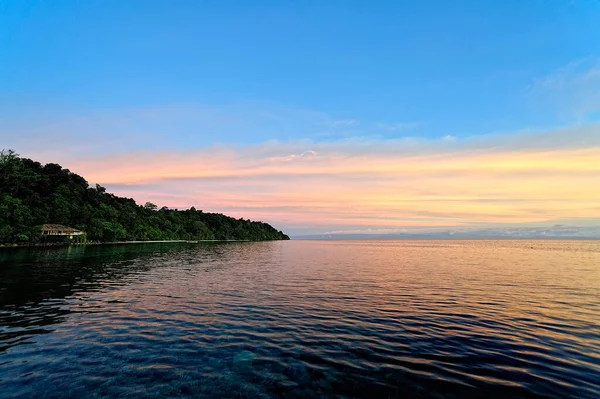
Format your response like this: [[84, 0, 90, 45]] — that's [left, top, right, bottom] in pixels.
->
[[528, 57, 600, 122], [3, 98, 600, 235], [329, 119, 357, 127], [375, 121, 421, 131], [270, 150, 317, 162], [0, 102, 361, 157], [17, 122, 598, 235]]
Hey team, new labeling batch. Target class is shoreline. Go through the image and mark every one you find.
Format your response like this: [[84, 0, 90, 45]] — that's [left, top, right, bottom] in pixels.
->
[[0, 239, 282, 249]]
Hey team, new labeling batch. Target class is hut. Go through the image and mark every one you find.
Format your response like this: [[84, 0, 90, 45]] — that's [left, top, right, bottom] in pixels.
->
[[40, 224, 85, 239]]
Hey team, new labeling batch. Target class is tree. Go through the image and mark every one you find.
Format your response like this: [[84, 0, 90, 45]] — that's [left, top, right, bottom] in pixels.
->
[[0, 149, 19, 165], [144, 202, 158, 211]]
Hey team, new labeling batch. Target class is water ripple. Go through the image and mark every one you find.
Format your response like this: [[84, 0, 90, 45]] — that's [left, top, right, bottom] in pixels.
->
[[1, 240, 599, 398]]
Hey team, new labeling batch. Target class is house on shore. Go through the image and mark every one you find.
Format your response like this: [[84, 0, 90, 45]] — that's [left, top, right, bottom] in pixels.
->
[[41, 224, 85, 239]]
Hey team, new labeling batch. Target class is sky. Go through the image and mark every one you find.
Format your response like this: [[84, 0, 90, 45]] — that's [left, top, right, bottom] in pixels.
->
[[1, 0, 600, 236]]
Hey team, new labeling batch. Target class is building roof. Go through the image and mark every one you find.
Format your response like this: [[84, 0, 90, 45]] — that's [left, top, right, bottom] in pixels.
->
[[40, 224, 82, 233]]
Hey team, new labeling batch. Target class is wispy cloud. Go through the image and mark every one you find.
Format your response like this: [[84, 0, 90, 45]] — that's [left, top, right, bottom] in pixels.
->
[[270, 150, 317, 162], [528, 57, 600, 122], [329, 119, 358, 127], [375, 121, 421, 131], [0, 102, 361, 157]]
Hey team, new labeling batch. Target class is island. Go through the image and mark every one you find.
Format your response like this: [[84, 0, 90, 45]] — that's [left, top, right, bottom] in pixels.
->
[[0, 149, 290, 245]]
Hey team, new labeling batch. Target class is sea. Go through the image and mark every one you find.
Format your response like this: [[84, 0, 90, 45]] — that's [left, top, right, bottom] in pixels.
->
[[0, 240, 599, 398]]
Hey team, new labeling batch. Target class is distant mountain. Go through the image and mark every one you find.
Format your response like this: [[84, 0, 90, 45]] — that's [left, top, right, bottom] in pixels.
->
[[294, 225, 600, 240], [0, 149, 289, 244]]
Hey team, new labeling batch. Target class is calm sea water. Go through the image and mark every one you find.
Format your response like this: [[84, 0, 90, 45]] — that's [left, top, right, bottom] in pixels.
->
[[1, 240, 599, 398]]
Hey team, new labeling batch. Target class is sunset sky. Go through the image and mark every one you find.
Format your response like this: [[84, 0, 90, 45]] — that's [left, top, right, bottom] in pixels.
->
[[1, 1, 600, 236]]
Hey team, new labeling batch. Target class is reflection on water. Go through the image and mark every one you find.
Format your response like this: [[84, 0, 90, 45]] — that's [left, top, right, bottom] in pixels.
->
[[1, 240, 599, 398]]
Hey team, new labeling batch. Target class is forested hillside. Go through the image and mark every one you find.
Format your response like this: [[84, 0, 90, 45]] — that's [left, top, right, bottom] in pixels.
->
[[0, 150, 289, 244]]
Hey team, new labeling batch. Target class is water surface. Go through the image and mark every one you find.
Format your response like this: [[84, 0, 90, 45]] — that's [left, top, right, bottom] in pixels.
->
[[1, 240, 599, 398]]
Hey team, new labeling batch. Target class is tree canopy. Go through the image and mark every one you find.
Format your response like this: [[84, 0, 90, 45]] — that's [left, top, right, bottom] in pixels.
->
[[0, 150, 290, 244]]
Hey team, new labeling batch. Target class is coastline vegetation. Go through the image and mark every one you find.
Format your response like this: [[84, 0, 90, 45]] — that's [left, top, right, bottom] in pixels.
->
[[0, 150, 290, 245]]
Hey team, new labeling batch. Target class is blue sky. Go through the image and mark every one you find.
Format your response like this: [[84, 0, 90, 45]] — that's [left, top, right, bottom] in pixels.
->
[[1, 1, 600, 235], [2, 0, 599, 143]]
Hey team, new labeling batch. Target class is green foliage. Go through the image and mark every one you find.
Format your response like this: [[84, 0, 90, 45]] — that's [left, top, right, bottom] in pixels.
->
[[0, 150, 290, 244], [72, 233, 87, 243]]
